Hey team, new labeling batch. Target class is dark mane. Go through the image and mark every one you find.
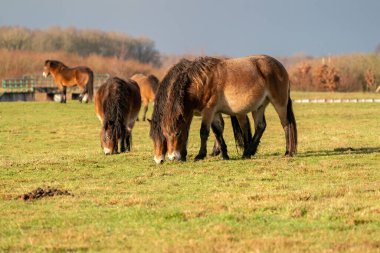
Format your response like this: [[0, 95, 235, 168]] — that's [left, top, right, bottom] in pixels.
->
[[162, 57, 222, 131], [150, 59, 192, 140], [186, 57, 222, 87], [46, 60, 68, 69], [103, 77, 129, 140], [150, 57, 222, 140]]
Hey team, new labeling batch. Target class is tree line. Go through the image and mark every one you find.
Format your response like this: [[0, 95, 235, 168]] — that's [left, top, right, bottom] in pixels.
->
[[0, 26, 161, 67], [288, 54, 380, 92]]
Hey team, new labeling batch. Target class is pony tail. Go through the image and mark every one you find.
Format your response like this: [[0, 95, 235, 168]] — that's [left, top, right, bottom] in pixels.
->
[[230, 116, 252, 150], [114, 99, 125, 139], [286, 97, 298, 155], [86, 70, 94, 102]]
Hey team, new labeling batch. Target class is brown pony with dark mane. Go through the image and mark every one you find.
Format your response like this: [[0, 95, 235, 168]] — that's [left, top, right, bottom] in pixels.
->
[[149, 58, 249, 164], [43, 60, 94, 103], [150, 55, 297, 162], [95, 77, 141, 155], [130, 73, 159, 121]]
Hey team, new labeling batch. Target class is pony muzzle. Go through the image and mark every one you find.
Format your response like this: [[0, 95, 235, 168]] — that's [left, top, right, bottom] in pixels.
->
[[103, 147, 112, 155], [168, 151, 181, 161], [154, 155, 165, 164], [42, 72, 48, 78]]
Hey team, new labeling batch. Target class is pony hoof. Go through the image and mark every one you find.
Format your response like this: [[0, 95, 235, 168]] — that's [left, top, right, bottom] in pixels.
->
[[285, 151, 294, 157], [221, 155, 229, 160], [242, 155, 251, 159], [194, 155, 206, 161]]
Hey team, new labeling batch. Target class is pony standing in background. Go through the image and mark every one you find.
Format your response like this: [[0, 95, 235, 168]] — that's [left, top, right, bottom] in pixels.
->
[[95, 77, 141, 155], [43, 60, 94, 103], [130, 73, 159, 121]]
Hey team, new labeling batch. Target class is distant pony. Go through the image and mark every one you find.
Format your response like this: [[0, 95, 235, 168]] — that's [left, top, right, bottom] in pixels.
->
[[130, 73, 159, 121], [43, 60, 94, 103], [95, 77, 141, 155]]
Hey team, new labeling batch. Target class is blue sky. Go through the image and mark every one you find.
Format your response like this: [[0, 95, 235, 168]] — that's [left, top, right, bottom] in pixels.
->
[[1, 0, 379, 57]]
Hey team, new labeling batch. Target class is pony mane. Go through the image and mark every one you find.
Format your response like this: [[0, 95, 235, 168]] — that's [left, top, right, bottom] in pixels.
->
[[161, 57, 222, 132], [46, 60, 68, 69], [150, 59, 192, 140], [103, 77, 129, 140], [186, 57, 222, 88]]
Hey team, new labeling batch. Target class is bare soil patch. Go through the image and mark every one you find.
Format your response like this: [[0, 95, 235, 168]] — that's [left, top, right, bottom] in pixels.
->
[[17, 187, 73, 201]]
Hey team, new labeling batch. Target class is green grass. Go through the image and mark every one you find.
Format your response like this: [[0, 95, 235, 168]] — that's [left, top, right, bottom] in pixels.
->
[[1, 92, 380, 252]]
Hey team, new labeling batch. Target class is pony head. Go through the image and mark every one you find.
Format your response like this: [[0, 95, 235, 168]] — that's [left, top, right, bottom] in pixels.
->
[[43, 60, 52, 77], [100, 120, 117, 155]]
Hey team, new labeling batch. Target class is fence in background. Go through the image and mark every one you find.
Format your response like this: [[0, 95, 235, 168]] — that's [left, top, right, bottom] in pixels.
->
[[1, 74, 110, 93], [293, 98, 380, 103]]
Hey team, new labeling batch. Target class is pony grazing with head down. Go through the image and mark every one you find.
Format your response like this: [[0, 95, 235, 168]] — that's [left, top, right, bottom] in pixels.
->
[[149, 58, 249, 164], [43, 60, 94, 103], [150, 55, 297, 162], [130, 73, 159, 121], [95, 77, 141, 155]]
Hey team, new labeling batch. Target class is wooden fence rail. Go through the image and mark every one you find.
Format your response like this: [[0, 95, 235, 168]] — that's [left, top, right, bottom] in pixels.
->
[[1, 74, 110, 93]]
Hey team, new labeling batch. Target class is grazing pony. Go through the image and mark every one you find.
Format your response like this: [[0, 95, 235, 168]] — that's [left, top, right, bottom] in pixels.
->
[[149, 58, 248, 164], [95, 77, 141, 155], [150, 55, 297, 162], [130, 73, 159, 121], [43, 60, 94, 103]]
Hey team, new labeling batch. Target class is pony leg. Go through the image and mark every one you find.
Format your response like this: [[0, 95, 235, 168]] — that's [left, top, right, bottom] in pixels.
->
[[125, 121, 136, 152], [61, 86, 67, 103], [211, 114, 229, 160], [246, 104, 268, 157], [79, 87, 86, 103], [271, 98, 297, 156], [210, 141, 221, 157], [210, 114, 224, 157], [195, 109, 215, 161], [119, 126, 126, 153], [273, 98, 297, 156], [234, 115, 253, 159], [125, 129, 132, 152], [142, 105, 148, 121]]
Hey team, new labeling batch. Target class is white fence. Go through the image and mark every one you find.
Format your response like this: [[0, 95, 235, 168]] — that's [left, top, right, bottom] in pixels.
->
[[293, 98, 380, 103]]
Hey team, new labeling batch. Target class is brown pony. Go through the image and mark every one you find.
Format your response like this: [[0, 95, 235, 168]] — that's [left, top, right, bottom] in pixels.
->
[[95, 77, 141, 155], [150, 55, 297, 162], [149, 58, 249, 164], [130, 73, 159, 121], [43, 60, 94, 103]]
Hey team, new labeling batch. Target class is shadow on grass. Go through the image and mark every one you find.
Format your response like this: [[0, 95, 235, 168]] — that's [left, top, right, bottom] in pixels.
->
[[184, 147, 379, 161], [297, 147, 380, 158]]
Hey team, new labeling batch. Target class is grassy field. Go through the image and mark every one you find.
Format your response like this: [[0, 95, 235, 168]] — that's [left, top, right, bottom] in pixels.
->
[[0, 92, 379, 252]]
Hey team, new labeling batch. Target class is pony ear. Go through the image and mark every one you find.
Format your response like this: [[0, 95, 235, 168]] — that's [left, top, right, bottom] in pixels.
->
[[44, 60, 50, 66]]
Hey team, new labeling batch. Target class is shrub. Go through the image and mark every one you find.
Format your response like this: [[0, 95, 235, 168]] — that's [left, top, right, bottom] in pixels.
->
[[0, 26, 161, 67]]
